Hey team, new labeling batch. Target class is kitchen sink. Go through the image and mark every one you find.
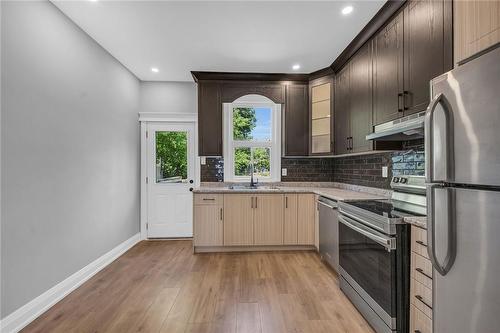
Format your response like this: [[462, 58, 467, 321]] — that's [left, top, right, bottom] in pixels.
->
[[228, 185, 280, 190]]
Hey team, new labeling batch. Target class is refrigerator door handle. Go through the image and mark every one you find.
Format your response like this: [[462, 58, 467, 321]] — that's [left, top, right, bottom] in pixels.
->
[[427, 184, 457, 276], [425, 92, 454, 183]]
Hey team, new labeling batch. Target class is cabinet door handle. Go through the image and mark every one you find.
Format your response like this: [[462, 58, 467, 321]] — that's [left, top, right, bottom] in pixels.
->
[[415, 295, 432, 309], [416, 240, 427, 247], [255, 197, 258, 209], [403, 90, 409, 110], [349, 137, 353, 150], [251, 197, 254, 208], [398, 93, 403, 112], [415, 268, 432, 280], [220, 208, 223, 221], [203, 198, 215, 201], [285, 196, 288, 209]]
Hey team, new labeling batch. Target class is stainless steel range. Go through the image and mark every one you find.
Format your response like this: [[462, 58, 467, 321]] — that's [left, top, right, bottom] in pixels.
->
[[338, 175, 426, 333]]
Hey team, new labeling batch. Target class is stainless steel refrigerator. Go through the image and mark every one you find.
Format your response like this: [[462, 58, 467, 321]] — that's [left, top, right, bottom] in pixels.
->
[[425, 43, 500, 333]]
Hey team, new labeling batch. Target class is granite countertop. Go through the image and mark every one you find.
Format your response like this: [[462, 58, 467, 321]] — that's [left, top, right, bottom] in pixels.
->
[[193, 182, 389, 202], [404, 216, 427, 229]]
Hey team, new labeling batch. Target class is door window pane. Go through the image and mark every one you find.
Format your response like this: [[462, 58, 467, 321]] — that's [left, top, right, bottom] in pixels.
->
[[233, 107, 271, 141], [155, 131, 188, 183]]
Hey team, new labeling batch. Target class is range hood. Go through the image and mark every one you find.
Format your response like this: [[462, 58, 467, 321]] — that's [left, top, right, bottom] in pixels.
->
[[366, 111, 425, 141]]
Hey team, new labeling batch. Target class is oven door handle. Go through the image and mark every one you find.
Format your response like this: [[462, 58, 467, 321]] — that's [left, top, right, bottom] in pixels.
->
[[339, 215, 396, 251]]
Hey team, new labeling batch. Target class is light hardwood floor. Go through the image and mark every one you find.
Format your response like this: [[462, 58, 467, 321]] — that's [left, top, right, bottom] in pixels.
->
[[22, 240, 375, 333]]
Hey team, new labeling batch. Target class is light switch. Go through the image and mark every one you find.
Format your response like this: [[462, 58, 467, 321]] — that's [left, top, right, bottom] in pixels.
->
[[281, 168, 287, 176], [200, 156, 206, 165], [382, 166, 388, 178]]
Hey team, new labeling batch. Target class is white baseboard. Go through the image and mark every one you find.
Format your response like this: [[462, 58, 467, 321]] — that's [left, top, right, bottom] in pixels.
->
[[0, 233, 141, 333]]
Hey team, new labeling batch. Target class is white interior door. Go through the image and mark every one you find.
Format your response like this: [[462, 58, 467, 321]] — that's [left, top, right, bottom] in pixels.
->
[[147, 122, 195, 238]]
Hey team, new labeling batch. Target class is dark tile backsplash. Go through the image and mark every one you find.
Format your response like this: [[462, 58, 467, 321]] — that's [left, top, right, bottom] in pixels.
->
[[281, 158, 335, 182], [201, 157, 224, 182], [200, 139, 426, 189], [332, 153, 394, 189]]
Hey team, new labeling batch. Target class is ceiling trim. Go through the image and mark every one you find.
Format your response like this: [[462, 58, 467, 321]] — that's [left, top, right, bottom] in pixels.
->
[[191, 71, 310, 83]]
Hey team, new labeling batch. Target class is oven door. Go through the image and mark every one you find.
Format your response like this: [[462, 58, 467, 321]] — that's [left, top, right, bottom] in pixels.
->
[[339, 213, 397, 329]]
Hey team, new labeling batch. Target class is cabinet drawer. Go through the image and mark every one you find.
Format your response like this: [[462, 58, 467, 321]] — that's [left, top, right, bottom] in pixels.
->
[[411, 278, 433, 319], [194, 194, 223, 205], [411, 252, 433, 289], [410, 304, 432, 333], [411, 225, 429, 259]]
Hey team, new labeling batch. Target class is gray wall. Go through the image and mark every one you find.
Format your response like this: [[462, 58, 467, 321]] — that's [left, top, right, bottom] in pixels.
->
[[1, 1, 140, 318], [139, 81, 197, 114]]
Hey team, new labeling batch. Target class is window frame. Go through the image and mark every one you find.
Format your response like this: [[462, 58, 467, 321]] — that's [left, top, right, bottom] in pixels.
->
[[223, 94, 281, 182]]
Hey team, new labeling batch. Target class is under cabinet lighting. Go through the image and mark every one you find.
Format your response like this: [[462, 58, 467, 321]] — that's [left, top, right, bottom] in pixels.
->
[[342, 6, 354, 15]]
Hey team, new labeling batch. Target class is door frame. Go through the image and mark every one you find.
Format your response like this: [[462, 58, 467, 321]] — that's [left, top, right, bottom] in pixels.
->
[[139, 112, 199, 240]]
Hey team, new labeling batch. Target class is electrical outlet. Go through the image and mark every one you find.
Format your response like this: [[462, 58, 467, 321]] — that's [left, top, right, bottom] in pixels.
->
[[281, 168, 287, 176], [382, 166, 388, 178], [200, 156, 206, 165]]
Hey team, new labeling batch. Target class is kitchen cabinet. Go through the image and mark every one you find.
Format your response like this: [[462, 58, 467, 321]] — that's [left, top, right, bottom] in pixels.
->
[[193, 194, 224, 246], [334, 64, 351, 155], [404, 0, 452, 115], [373, 11, 404, 125], [334, 42, 373, 154], [198, 81, 222, 156], [410, 225, 434, 332], [297, 194, 315, 245], [223, 194, 254, 246], [373, 0, 452, 124], [349, 42, 373, 153], [221, 83, 285, 104], [254, 195, 284, 245], [285, 84, 309, 156], [283, 194, 298, 245], [195, 192, 316, 250], [310, 77, 334, 155], [454, 0, 500, 65]]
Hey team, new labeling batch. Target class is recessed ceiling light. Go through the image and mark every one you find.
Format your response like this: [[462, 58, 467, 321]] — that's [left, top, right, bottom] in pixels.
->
[[151, 67, 159, 73], [292, 64, 301, 70], [89, 0, 98, 2], [342, 6, 354, 15]]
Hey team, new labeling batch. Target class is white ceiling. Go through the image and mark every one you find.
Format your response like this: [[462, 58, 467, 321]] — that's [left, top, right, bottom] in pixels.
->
[[53, 0, 386, 82]]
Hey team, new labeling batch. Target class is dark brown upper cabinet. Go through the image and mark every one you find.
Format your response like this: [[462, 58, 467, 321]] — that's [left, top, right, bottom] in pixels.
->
[[335, 42, 373, 155], [198, 81, 222, 156], [373, 11, 404, 126], [403, 0, 453, 115], [373, 0, 452, 125], [284, 84, 309, 156], [349, 41, 373, 153], [334, 64, 351, 155]]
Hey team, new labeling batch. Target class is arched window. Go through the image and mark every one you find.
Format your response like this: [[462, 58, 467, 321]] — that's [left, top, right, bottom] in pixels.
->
[[223, 94, 281, 182]]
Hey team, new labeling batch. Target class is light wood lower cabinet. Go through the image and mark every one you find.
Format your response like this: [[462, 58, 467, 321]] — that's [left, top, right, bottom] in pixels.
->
[[223, 194, 254, 246], [283, 194, 299, 245], [410, 225, 433, 332], [195, 192, 316, 249], [297, 194, 315, 245], [193, 194, 224, 246], [254, 195, 284, 245]]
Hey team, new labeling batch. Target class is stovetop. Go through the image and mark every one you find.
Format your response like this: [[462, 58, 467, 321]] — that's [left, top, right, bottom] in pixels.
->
[[346, 199, 426, 219]]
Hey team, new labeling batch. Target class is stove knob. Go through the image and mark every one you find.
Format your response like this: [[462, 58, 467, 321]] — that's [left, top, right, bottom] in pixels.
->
[[393, 177, 400, 183], [400, 177, 407, 184]]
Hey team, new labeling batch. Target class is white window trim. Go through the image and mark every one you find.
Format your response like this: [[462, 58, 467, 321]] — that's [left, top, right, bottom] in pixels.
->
[[223, 95, 281, 182]]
